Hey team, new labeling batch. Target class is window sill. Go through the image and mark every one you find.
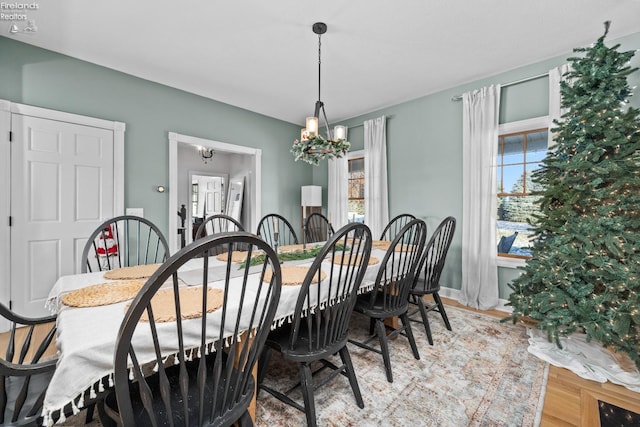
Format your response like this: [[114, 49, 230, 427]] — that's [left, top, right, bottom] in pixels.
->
[[497, 255, 527, 269]]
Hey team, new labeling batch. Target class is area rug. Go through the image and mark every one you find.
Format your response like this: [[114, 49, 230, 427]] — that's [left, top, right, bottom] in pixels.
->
[[60, 306, 547, 426], [258, 306, 548, 426]]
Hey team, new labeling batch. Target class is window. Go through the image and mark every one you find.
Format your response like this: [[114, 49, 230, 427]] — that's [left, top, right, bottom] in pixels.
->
[[496, 119, 549, 260], [191, 183, 199, 217], [348, 151, 365, 223]]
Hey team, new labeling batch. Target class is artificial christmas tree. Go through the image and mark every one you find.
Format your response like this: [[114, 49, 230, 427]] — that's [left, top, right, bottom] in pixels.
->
[[505, 22, 640, 368]]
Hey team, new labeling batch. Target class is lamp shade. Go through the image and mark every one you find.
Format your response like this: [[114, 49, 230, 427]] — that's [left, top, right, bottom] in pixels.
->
[[334, 125, 347, 140], [301, 185, 322, 207]]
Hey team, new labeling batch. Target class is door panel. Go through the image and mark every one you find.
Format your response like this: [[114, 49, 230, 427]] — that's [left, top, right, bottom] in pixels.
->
[[11, 114, 116, 317]]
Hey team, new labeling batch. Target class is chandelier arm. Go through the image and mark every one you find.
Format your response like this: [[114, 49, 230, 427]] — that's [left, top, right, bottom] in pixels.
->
[[320, 104, 331, 140]]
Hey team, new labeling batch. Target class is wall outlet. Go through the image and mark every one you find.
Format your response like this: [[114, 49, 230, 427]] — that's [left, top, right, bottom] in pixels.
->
[[126, 208, 144, 218]]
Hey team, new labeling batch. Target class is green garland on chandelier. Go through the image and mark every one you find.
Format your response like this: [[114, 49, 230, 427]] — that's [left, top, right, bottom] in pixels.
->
[[291, 135, 350, 166]]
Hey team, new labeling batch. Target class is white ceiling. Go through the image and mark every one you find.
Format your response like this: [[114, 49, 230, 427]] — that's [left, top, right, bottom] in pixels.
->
[[4, 1, 640, 125]]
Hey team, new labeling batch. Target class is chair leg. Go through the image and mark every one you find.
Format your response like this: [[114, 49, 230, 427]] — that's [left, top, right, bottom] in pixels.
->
[[257, 347, 272, 387], [433, 293, 452, 331], [374, 319, 393, 383], [84, 402, 95, 424], [400, 313, 420, 360], [417, 296, 434, 345], [96, 400, 117, 427], [338, 346, 364, 408], [239, 410, 254, 427], [299, 363, 317, 427], [368, 317, 375, 336]]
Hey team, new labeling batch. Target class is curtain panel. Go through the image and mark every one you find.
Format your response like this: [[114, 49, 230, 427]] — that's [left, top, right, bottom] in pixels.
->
[[549, 64, 572, 148], [327, 155, 349, 229], [461, 85, 501, 310], [364, 116, 389, 239]]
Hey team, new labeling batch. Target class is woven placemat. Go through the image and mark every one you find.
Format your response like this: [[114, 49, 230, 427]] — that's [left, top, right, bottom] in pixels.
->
[[279, 244, 320, 253], [331, 255, 379, 266], [62, 280, 145, 307], [372, 241, 417, 252], [130, 287, 224, 323], [103, 264, 161, 280], [263, 265, 326, 286], [216, 251, 250, 263], [372, 240, 392, 250]]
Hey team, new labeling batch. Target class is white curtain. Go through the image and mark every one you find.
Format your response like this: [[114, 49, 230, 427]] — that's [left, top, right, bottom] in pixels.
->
[[364, 116, 389, 239], [548, 64, 572, 148], [460, 85, 501, 310], [327, 149, 349, 230]]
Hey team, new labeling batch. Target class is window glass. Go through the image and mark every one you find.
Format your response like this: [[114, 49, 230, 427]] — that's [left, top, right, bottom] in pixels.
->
[[348, 156, 365, 223], [496, 128, 548, 258]]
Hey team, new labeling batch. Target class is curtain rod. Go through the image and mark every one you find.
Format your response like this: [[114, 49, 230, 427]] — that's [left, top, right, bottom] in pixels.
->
[[341, 115, 392, 130], [450, 72, 549, 101]]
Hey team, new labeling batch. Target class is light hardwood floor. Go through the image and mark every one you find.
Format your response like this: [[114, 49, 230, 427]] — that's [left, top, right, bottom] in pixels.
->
[[440, 296, 640, 427]]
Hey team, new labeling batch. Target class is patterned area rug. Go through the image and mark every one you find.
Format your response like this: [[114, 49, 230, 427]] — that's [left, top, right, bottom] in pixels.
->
[[258, 306, 547, 426], [60, 306, 547, 426]]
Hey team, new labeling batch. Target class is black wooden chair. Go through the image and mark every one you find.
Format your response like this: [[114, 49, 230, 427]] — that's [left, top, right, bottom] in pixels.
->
[[81, 215, 169, 273], [102, 232, 282, 427], [304, 212, 334, 243], [195, 214, 245, 255], [408, 216, 456, 345], [349, 218, 427, 383], [258, 223, 372, 427], [257, 213, 298, 249], [196, 214, 244, 237], [379, 213, 416, 241], [0, 303, 57, 427]]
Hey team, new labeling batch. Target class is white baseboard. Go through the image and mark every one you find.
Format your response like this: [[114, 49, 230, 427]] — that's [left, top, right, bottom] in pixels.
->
[[439, 286, 513, 313]]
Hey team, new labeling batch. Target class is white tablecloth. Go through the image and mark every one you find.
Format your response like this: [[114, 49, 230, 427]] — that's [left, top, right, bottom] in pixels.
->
[[42, 247, 389, 425]]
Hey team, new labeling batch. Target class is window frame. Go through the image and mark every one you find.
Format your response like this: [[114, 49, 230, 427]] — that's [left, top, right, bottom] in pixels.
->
[[348, 149, 365, 223], [496, 116, 549, 268]]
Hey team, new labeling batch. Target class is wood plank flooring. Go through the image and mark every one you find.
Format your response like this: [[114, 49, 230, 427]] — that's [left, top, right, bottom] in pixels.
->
[[439, 296, 640, 427]]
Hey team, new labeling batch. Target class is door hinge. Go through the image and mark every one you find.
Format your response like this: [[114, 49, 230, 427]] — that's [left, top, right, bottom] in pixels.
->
[[8, 216, 12, 226], [9, 300, 12, 310], [8, 131, 12, 142]]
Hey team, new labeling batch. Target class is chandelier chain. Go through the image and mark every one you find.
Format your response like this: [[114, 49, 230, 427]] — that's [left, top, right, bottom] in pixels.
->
[[317, 33, 322, 103]]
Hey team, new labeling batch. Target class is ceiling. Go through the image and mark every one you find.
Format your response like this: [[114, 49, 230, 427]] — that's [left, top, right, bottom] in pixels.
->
[[4, 1, 640, 125]]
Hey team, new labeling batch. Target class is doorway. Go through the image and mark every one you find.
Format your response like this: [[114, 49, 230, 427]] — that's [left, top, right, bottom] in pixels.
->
[[168, 132, 262, 254], [188, 173, 227, 245]]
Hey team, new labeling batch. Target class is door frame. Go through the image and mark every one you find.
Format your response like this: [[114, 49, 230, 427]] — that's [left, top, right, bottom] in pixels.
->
[[168, 132, 262, 254], [0, 99, 125, 312]]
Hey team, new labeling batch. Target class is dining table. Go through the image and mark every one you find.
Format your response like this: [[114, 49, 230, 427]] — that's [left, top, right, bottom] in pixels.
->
[[41, 240, 396, 426]]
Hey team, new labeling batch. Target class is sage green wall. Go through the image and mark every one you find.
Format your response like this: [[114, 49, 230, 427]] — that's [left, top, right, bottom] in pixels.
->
[[0, 36, 309, 238], [313, 31, 640, 300], [4, 31, 639, 302]]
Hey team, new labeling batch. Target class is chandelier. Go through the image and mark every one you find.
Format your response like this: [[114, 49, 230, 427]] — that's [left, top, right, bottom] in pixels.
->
[[291, 22, 350, 166]]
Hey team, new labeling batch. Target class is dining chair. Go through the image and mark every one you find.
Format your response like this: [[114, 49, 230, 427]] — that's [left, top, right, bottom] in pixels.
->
[[408, 216, 456, 345], [348, 218, 427, 383], [0, 303, 57, 427], [195, 214, 245, 255], [81, 215, 169, 273], [196, 214, 244, 238], [258, 222, 372, 427], [257, 213, 299, 249], [304, 212, 334, 243], [102, 232, 282, 427], [379, 213, 417, 241]]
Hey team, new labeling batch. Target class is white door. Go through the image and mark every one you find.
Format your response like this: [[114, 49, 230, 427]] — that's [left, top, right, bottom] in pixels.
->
[[10, 112, 122, 317]]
